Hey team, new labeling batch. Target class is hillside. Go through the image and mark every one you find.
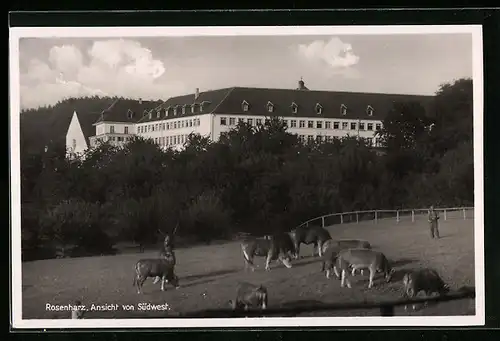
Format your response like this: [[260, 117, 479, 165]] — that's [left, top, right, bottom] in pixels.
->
[[20, 96, 138, 155]]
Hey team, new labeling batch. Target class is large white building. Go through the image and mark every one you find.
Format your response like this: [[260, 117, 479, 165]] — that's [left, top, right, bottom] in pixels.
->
[[66, 79, 432, 157]]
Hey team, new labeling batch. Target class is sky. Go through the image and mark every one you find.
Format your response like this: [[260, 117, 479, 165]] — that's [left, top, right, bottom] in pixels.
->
[[17, 33, 473, 110]]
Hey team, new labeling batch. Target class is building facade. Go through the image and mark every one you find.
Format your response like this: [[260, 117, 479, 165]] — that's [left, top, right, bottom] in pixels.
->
[[70, 79, 433, 155]]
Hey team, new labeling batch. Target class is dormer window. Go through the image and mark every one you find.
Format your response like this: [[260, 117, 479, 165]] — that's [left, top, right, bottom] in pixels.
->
[[174, 106, 180, 116], [182, 105, 187, 115], [156, 111, 160, 118], [315, 103, 323, 115], [127, 109, 134, 119], [242, 100, 249, 112], [200, 100, 210, 113], [191, 104, 197, 113], [148, 111, 152, 119], [291, 102, 298, 114], [340, 104, 347, 116], [366, 105, 374, 116], [267, 101, 274, 113]]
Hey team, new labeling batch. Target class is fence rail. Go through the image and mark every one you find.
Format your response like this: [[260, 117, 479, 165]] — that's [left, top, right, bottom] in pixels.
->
[[297, 206, 475, 229], [179, 287, 475, 318]]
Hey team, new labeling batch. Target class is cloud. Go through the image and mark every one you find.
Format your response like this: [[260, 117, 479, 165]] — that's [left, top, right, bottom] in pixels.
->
[[297, 37, 360, 70], [20, 39, 172, 109], [88, 39, 165, 79], [49, 45, 84, 78]]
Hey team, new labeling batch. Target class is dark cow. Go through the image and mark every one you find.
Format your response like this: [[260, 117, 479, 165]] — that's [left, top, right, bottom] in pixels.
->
[[133, 258, 180, 294], [241, 233, 294, 271], [229, 282, 268, 311], [402, 268, 450, 311], [289, 225, 332, 259], [333, 248, 394, 288], [320, 239, 372, 276]]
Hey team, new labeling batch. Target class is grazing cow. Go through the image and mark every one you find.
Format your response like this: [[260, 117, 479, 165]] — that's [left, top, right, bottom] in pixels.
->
[[320, 239, 372, 276], [229, 282, 268, 311], [133, 259, 180, 294], [333, 248, 394, 288], [402, 268, 450, 311], [289, 225, 332, 259], [241, 233, 294, 271]]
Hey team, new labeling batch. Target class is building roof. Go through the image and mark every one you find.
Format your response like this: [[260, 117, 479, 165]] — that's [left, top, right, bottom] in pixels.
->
[[137, 81, 434, 124], [136, 88, 231, 123], [95, 98, 164, 124]]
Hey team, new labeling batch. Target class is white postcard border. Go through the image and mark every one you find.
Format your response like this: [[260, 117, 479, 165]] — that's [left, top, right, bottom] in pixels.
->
[[9, 24, 485, 329]]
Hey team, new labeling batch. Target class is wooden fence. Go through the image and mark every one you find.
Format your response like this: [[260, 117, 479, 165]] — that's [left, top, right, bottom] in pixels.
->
[[297, 206, 475, 229]]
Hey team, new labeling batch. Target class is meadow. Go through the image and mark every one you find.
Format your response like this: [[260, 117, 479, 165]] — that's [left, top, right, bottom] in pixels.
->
[[21, 213, 476, 319]]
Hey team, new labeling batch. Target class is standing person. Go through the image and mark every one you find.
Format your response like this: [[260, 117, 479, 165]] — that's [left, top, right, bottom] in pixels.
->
[[428, 205, 440, 239]]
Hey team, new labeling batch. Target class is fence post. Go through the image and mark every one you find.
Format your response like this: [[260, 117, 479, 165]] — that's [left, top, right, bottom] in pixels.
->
[[396, 210, 400, 223], [356, 212, 359, 224], [463, 208, 466, 220], [321, 216, 325, 228], [374, 211, 378, 224], [340, 214, 343, 224], [411, 210, 415, 223], [444, 209, 447, 221]]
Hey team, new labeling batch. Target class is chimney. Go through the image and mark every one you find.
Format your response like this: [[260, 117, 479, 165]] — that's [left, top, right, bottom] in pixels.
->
[[195, 88, 200, 100]]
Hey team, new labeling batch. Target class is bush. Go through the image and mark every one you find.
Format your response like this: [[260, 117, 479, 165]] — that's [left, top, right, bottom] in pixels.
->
[[39, 199, 114, 257], [182, 190, 232, 244]]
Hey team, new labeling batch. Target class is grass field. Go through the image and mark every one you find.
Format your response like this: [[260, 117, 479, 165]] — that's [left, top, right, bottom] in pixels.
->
[[21, 215, 476, 319]]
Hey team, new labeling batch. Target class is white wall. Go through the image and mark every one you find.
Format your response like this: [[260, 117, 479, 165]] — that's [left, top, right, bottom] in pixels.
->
[[65, 111, 88, 157], [90, 112, 383, 152], [136, 114, 212, 151], [212, 114, 383, 145]]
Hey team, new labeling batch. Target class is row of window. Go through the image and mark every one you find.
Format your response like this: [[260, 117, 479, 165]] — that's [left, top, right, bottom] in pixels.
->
[[137, 118, 202, 134], [137, 100, 374, 121], [139, 102, 211, 120], [97, 136, 133, 143], [108, 126, 129, 134], [244, 101, 374, 117], [220, 116, 382, 131], [153, 134, 189, 147], [297, 134, 380, 146]]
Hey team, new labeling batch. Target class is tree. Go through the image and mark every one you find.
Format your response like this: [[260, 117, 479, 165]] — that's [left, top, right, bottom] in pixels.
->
[[427, 78, 473, 156], [377, 101, 431, 152]]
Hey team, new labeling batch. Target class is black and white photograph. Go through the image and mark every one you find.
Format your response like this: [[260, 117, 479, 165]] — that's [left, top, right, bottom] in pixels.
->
[[9, 25, 484, 329]]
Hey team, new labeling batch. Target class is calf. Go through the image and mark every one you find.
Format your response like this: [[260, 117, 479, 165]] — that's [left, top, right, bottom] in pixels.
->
[[402, 268, 450, 311], [289, 225, 332, 259], [334, 248, 394, 289], [241, 234, 293, 271], [133, 258, 180, 294], [320, 239, 372, 277], [229, 282, 268, 311]]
